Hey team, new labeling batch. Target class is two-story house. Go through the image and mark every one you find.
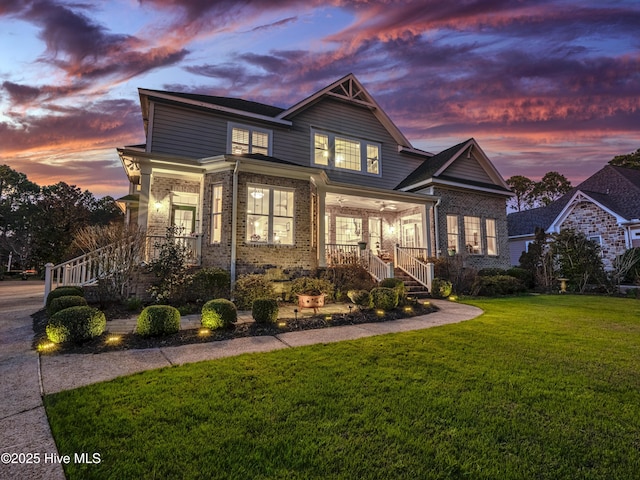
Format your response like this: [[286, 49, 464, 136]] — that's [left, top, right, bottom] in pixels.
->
[[116, 74, 512, 289]]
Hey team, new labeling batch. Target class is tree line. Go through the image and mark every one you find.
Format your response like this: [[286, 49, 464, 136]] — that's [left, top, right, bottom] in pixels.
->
[[0, 165, 123, 273], [506, 148, 640, 212]]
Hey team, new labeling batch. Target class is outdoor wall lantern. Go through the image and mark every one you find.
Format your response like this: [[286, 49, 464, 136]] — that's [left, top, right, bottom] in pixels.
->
[[154, 201, 162, 212]]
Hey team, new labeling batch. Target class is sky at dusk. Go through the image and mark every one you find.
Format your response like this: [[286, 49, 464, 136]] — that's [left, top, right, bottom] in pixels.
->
[[1, 0, 639, 199]]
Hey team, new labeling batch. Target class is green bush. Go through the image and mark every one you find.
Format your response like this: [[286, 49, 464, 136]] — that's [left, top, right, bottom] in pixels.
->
[[370, 287, 399, 311], [187, 268, 231, 303], [202, 299, 237, 329], [321, 265, 376, 301], [477, 268, 507, 277], [347, 289, 372, 308], [125, 297, 144, 312], [252, 298, 279, 324], [380, 278, 406, 300], [471, 275, 526, 297], [136, 305, 181, 336], [290, 277, 335, 300], [46, 286, 84, 308], [46, 306, 106, 344], [506, 267, 534, 289], [48, 295, 88, 316], [431, 278, 453, 298], [233, 274, 276, 310]]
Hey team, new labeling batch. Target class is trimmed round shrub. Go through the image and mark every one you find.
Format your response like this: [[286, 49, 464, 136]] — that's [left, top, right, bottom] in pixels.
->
[[252, 298, 279, 324], [136, 305, 181, 337], [233, 274, 276, 310], [46, 286, 84, 308], [202, 299, 237, 329], [471, 275, 526, 297], [347, 289, 372, 308], [290, 277, 335, 300], [46, 306, 106, 344], [370, 287, 399, 311], [48, 295, 88, 316], [431, 278, 453, 298], [380, 278, 406, 300]]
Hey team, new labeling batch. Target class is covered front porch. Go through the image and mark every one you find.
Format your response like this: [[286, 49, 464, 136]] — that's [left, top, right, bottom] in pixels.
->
[[318, 189, 437, 288]]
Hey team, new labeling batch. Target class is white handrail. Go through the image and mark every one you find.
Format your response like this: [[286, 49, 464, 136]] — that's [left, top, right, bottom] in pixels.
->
[[325, 244, 361, 266], [367, 250, 393, 281], [394, 245, 434, 291]]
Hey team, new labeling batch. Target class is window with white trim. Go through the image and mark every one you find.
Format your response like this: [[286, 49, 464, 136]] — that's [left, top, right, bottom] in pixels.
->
[[335, 216, 362, 244], [246, 185, 294, 245], [485, 218, 498, 255], [211, 184, 222, 244], [229, 123, 271, 155], [312, 129, 380, 176], [464, 216, 482, 255], [446, 215, 459, 254]]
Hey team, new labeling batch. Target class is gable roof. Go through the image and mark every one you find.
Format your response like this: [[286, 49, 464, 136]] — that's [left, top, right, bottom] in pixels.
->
[[395, 138, 511, 194], [507, 165, 640, 237], [277, 73, 414, 148]]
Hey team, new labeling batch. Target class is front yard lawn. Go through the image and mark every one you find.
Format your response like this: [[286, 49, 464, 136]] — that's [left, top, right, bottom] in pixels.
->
[[44, 295, 640, 479]]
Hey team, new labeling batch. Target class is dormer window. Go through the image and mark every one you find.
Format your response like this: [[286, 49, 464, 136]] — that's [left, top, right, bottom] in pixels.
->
[[228, 123, 271, 156], [312, 129, 381, 176]]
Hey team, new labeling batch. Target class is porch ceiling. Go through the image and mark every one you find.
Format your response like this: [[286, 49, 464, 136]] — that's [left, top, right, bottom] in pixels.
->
[[325, 192, 420, 212]]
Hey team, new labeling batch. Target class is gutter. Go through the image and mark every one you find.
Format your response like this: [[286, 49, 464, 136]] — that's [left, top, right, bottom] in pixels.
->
[[230, 160, 240, 291]]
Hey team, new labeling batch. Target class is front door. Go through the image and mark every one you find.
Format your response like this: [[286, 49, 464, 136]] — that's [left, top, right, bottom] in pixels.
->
[[172, 205, 196, 235]]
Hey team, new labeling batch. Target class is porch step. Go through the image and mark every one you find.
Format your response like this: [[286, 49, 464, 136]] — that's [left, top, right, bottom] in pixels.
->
[[393, 268, 430, 298]]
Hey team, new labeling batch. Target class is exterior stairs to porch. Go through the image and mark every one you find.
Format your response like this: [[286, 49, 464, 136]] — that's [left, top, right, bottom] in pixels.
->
[[393, 268, 430, 299]]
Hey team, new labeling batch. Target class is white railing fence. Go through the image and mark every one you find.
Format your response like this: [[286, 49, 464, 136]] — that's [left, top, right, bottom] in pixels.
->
[[145, 235, 201, 266], [366, 250, 394, 281], [394, 245, 434, 291], [325, 244, 361, 266]]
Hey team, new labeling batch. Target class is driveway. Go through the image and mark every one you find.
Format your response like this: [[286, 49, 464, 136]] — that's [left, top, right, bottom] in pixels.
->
[[0, 280, 65, 480]]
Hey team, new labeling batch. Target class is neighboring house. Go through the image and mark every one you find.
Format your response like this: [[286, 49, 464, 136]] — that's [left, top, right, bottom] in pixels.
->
[[113, 74, 512, 289], [507, 165, 640, 269]]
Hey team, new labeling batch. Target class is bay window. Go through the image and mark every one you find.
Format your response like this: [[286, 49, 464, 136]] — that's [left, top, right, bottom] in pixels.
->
[[464, 216, 482, 255], [247, 185, 294, 245]]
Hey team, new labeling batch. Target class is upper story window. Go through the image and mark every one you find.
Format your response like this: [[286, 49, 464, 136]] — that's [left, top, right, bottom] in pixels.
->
[[312, 129, 380, 176], [228, 123, 271, 156]]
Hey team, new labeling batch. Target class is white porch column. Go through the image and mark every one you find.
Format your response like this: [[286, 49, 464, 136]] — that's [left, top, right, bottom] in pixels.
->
[[318, 187, 327, 267], [138, 171, 151, 230], [421, 203, 432, 258]]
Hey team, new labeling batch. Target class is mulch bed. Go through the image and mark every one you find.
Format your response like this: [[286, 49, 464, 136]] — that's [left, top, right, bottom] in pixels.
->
[[33, 301, 438, 355]]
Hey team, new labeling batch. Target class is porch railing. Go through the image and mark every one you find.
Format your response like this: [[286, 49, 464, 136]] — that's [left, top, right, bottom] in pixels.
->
[[394, 245, 434, 291], [325, 244, 361, 266], [366, 250, 394, 281], [145, 235, 201, 266]]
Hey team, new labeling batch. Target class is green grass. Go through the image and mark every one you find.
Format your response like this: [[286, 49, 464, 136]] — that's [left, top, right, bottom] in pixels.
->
[[44, 295, 640, 479]]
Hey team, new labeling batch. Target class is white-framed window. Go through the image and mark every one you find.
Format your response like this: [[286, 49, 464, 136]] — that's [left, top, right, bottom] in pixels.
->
[[588, 235, 602, 246], [211, 184, 223, 244], [464, 216, 482, 255], [486, 218, 498, 256], [311, 129, 381, 176], [446, 215, 459, 254], [228, 123, 272, 156], [246, 185, 294, 245], [335, 216, 363, 244]]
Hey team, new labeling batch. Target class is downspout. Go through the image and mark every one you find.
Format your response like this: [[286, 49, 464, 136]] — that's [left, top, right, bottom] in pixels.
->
[[433, 198, 441, 258], [230, 160, 240, 291]]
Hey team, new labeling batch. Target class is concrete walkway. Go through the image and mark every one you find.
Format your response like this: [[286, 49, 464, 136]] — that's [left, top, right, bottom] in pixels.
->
[[0, 281, 482, 480], [0, 281, 65, 480]]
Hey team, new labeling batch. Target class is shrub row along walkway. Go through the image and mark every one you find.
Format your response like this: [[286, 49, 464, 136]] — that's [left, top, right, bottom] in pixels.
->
[[39, 300, 482, 395]]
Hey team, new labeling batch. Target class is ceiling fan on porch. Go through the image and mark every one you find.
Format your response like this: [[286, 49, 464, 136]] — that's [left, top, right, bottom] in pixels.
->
[[378, 201, 397, 212]]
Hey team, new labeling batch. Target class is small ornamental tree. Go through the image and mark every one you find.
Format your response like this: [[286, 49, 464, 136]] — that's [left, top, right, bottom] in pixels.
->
[[148, 226, 192, 305], [551, 229, 605, 293]]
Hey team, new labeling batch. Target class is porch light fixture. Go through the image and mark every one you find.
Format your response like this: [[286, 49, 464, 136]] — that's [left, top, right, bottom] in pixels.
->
[[154, 201, 162, 212]]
